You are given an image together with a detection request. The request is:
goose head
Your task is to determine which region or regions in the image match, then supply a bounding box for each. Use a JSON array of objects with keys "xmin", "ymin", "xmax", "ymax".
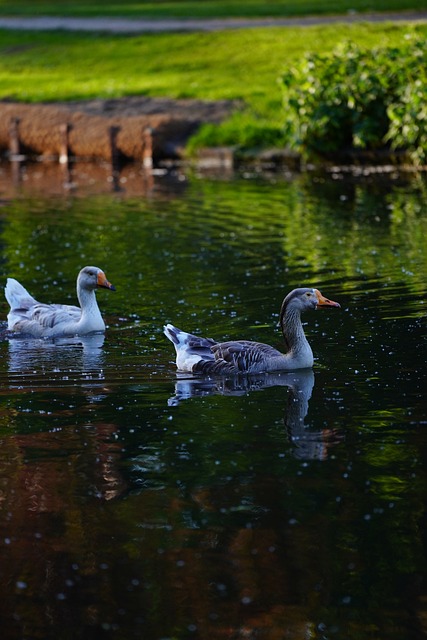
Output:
[
  {"xmin": 78, "ymin": 266, "xmax": 116, "ymax": 292},
  {"xmin": 282, "ymin": 288, "xmax": 340, "ymax": 314}
]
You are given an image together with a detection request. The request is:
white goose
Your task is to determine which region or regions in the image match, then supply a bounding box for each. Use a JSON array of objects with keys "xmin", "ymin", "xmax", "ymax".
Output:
[
  {"xmin": 5, "ymin": 266, "xmax": 115, "ymax": 338},
  {"xmin": 164, "ymin": 287, "xmax": 340, "ymax": 374}
]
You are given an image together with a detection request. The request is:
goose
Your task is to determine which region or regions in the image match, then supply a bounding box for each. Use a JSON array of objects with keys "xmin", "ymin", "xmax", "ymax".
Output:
[
  {"xmin": 164, "ymin": 287, "xmax": 340, "ymax": 374},
  {"xmin": 5, "ymin": 266, "xmax": 115, "ymax": 338}
]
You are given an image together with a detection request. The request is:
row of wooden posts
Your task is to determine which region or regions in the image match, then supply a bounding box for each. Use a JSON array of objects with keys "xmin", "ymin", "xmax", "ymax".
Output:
[{"xmin": 7, "ymin": 117, "xmax": 155, "ymax": 169}]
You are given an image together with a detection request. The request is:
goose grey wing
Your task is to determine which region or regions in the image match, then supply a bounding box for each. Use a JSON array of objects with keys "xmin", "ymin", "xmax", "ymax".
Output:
[
  {"xmin": 27, "ymin": 302, "xmax": 81, "ymax": 329},
  {"xmin": 212, "ymin": 340, "xmax": 283, "ymax": 373}
]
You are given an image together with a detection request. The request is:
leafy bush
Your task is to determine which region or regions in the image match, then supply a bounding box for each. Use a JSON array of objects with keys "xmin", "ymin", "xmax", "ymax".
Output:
[{"xmin": 281, "ymin": 37, "xmax": 427, "ymax": 165}]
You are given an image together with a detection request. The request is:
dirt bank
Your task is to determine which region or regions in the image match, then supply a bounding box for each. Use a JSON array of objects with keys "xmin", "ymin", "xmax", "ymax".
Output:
[{"xmin": 0, "ymin": 97, "xmax": 240, "ymax": 163}]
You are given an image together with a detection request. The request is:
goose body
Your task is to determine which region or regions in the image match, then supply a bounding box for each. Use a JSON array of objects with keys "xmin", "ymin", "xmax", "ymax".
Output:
[
  {"xmin": 5, "ymin": 266, "xmax": 115, "ymax": 338},
  {"xmin": 164, "ymin": 288, "xmax": 340, "ymax": 374}
]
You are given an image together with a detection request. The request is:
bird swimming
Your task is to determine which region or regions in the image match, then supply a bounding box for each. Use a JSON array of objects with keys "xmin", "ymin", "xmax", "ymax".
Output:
[
  {"xmin": 164, "ymin": 287, "xmax": 340, "ymax": 374},
  {"xmin": 5, "ymin": 266, "xmax": 115, "ymax": 338}
]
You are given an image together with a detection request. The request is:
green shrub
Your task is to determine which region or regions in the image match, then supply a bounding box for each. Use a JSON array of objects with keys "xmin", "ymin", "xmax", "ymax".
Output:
[{"xmin": 281, "ymin": 36, "xmax": 427, "ymax": 165}]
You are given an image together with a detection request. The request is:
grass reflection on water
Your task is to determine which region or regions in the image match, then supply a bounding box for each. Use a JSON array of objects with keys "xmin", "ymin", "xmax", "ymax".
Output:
[{"xmin": 0, "ymin": 166, "xmax": 426, "ymax": 639}]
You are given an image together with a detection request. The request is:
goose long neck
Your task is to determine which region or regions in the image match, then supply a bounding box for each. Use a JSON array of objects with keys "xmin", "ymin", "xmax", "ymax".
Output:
[
  {"xmin": 77, "ymin": 284, "xmax": 101, "ymax": 320},
  {"xmin": 280, "ymin": 303, "xmax": 308, "ymax": 354}
]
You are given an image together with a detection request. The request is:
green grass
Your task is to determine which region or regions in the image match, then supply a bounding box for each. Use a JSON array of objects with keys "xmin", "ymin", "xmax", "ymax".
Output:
[
  {"xmin": 1, "ymin": 14, "xmax": 427, "ymax": 151},
  {"xmin": 1, "ymin": 23, "xmax": 426, "ymax": 113},
  {"xmin": 0, "ymin": 0, "xmax": 427, "ymax": 18}
]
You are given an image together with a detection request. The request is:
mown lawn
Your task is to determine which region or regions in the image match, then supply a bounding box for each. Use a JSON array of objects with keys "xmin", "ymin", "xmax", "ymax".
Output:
[
  {"xmin": 1, "ymin": 22, "xmax": 426, "ymax": 112},
  {"xmin": 0, "ymin": 0, "xmax": 427, "ymax": 18}
]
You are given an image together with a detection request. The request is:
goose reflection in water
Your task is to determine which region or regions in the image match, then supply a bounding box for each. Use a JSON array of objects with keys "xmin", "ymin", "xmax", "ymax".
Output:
[
  {"xmin": 5, "ymin": 332, "xmax": 126, "ymax": 502},
  {"xmin": 6, "ymin": 332, "xmax": 106, "ymax": 381},
  {"xmin": 168, "ymin": 369, "xmax": 340, "ymax": 460}
]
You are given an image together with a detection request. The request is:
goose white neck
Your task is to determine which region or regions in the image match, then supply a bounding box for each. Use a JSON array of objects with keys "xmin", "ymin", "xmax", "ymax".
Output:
[{"xmin": 77, "ymin": 286, "xmax": 104, "ymax": 329}]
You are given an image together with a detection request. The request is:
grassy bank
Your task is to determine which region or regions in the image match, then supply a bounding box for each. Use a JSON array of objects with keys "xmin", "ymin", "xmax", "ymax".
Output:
[
  {"xmin": 0, "ymin": 0, "xmax": 427, "ymax": 18},
  {"xmin": 1, "ymin": 15, "xmax": 427, "ymax": 153},
  {"xmin": 1, "ymin": 23, "xmax": 426, "ymax": 111}
]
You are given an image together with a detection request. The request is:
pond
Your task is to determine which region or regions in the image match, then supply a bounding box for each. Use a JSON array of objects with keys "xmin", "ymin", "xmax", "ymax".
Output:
[{"xmin": 0, "ymin": 160, "xmax": 426, "ymax": 640}]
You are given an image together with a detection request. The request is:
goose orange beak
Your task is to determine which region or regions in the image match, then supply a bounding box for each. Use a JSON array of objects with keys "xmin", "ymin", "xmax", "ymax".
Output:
[
  {"xmin": 315, "ymin": 289, "xmax": 340, "ymax": 308},
  {"xmin": 97, "ymin": 270, "xmax": 116, "ymax": 291}
]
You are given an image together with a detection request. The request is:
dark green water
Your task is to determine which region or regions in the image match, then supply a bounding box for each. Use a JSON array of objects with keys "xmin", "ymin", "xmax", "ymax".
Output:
[{"xmin": 0, "ymin": 163, "xmax": 426, "ymax": 639}]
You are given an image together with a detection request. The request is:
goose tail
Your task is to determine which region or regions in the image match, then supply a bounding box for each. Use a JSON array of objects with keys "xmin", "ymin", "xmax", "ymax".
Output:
[
  {"xmin": 164, "ymin": 324, "xmax": 216, "ymax": 372},
  {"xmin": 5, "ymin": 278, "xmax": 37, "ymax": 310}
]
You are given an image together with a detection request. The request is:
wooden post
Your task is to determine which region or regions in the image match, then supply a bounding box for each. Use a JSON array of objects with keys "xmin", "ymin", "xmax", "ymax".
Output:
[
  {"xmin": 143, "ymin": 127, "xmax": 154, "ymax": 169},
  {"xmin": 59, "ymin": 123, "xmax": 70, "ymax": 165},
  {"xmin": 9, "ymin": 117, "xmax": 24, "ymax": 185},
  {"xmin": 9, "ymin": 117, "xmax": 21, "ymax": 158},
  {"xmin": 109, "ymin": 126, "xmax": 120, "ymax": 169}
]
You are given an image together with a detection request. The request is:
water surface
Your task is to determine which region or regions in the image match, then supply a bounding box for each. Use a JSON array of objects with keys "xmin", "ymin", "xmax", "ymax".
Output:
[{"xmin": 0, "ymin": 161, "xmax": 426, "ymax": 639}]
